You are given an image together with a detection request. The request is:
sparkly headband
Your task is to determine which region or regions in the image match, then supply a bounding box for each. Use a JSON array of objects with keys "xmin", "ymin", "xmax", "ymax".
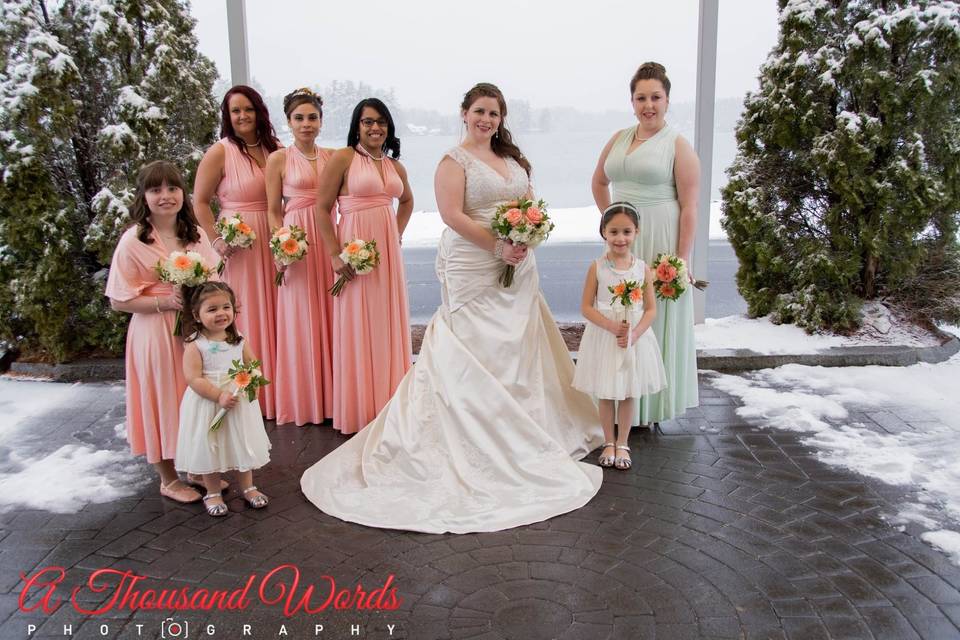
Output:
[
  {"xmin": 291, "ymin": 87, "xmax": 316, "ymax": 97},
  {"xmin": 603, "ymin": 202, "xmax": 639, "ymax": 216}
]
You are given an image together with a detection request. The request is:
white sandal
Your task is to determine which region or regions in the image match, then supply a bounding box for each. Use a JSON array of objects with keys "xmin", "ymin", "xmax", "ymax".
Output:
[
  {"xmin": 203, "ymin": 492, "xmax": 228, "ymax": 517},
  {"xmin": 242, "ymin": 486, "xmax": 268, "ymax": 509},
  {"xmin": 614, "ymin": 445, "xmax": 632, "ymax": 470},
  {"xmin": 598, "ymin": 443, "xmax": 616, "ymax": 468}
]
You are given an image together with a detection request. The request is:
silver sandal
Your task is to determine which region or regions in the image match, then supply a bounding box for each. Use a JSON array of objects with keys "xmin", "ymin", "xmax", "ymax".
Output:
[
  {"xmin": 598, "ymin": 442, "xmax": 616, "ymax": 468},
  {"xmin": 614, "ymin": 445, "xmax": 632, "ymax": 470},
  {"xmin": 203, "ymin": 492, "xmax": 228, "ymax": 517},
  {"xmin": 243, "ymin": 486, "xmax": 269, "ymax": 509}
]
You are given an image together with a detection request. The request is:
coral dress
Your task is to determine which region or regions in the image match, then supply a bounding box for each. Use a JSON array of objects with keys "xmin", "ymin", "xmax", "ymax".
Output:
[
  {"xmin": 274, "ymin": 147, "xmax": 335, "ymax": 426},
  {"xmin": 175, "ymin": 335, "xmax": 271, "ymax": 474},
  {"xmin": 105, "ymin": 226, "xmax": 219, "ymax": 463},
  {"xmin": 604, "ymin": 124, "xmax": 699, "ymax": 423},
  {"xmin": 217, "ymin": 138, "xmax": 279, "ymax": 419},
  {"xmin": 572, "ymin": 256, "xmax": 667, "ymax": 400},
  {"xmin": 300, "ymin": 146, "xmax": 603, "ymax": 534},
  {"xmin": 332, "ymin": 148, "xmax": 412, "ymax": 433}
]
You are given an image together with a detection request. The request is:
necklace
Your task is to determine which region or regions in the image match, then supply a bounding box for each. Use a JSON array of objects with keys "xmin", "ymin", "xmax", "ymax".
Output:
[
  {"xmin": 244, "ymin": 138, "xmax": 261, "ymax": 148},
  {"xmin": 634, "ymin": 125, "xmax": 653, "ymax": 143},
  {"xmin": 294, "ymin": 145, "xmax": 317, "ymax": 161},
  {"xmin": 605, "ymin": 252, "xmax": 635, "ymax": 271},
  {"xmin": 356, "ymin": 144, "xmax": 384, "ymax": 161}
]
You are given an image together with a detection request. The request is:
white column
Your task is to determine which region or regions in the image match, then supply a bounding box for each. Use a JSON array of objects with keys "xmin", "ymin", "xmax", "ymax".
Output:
[
  {"xmin": 226, "ymin": 0, "xmax": 250, "ymax": 87},
  {"xmin": 693, "ymin": 0, "xmax": 719, "ymax": 324}
]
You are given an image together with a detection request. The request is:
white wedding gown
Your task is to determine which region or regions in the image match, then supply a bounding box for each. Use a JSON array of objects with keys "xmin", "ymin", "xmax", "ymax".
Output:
[{"xmin": 300, "ymin": 146, "xmax": 604, "ymax": 533}]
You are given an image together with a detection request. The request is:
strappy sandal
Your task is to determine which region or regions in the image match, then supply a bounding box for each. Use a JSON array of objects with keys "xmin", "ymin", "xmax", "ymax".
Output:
[
  {"xmin": 242, "ymin": 486, "xmax": 269, "ymax": 509},
  {"xmin": 159, "ymin": 479, "xmax": 202, "ymax": 504},
  {"xmin": 598, "ymin": 442, "xmax": 616, "ymax": 468},
  {"xmin": 187, "ymin": 473, "xmax": 229, "ymax": 492},
  {"xmin": 614, "ymin": 445, "xmax": 632, "ymax": 470},
  {"xmin": 202, "ymin": 492, "xmax": 228, "ymax": 517}
]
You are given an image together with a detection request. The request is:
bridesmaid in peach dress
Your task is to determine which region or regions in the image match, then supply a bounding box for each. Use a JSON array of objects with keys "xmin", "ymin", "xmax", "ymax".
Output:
[
  {"xmin": 265, "ymin": 88, "xmax": 336, "ymax": 426},
  {"xmin": 107, "ymin": 161, "xmax": 219, "ymax": 504},
  {"xmin": 314, "ymin": 98, "xmax": 414, "ymax": 434},
  {"xmin": 194, "ymin": 85, "xmax": 282, "ymax": 419}
]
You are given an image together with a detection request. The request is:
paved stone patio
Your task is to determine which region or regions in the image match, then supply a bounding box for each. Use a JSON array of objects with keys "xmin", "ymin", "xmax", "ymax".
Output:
[{"xmin": 3, "ymin": 374, "xmax": 960, "ymax": 639}]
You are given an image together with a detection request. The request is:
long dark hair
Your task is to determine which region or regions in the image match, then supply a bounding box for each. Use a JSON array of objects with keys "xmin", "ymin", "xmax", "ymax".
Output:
[
  {"xmin": 182, "ymin": 282, "xmax": 242, "ymax": 345},
  {"xmin": 346, "ymin": 98, "xmax": 401, "ymax": 159},
  {"xmin": 461, "ymin": 83, "xmax": 531, "ymax": 176},
  {"xmin": 129, "ymin": 161, "xmax": 201, "ymax": 245},
  {"xmin": 219, "ymin": 85, "xmax": 280, "ymax": 160}
]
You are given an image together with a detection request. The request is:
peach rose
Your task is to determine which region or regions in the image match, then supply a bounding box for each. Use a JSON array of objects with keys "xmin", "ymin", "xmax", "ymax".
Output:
[
  {"xmin": 629, "ymin": 287, "xmax": 642, "ymax": 303},
  {"xmin": 656, "ymin": 262, "xmax": 677, "ymax": 282},
  {"xmin": 613, "ymin": 282, "xmax": 626, "ymax": 296},
  {"xmin": 281, "ymin": 238, "xmax": 300, "ymax": 255},
  {"xmin": 237, "ymin": 222, "xmax": 252, "ymax": 235},
  {"xmin": 345, "ymin": 242, "xmax": 361, "ymax": 255},
  {"xmin": 524, "ymin": 206, "xmax": 543, "ymax": 224},
  {"xmin": 173, "ymin": 255, "xmax": 192, "ymax": 270},
  {"xmin": 233, "ymin": 371, "xmax": 252, "ymax": 388},
  {"xmin": 505, "ymin": 208, "xmax": 523, "ymax": 226},
  {"xmin": 659, "ymin": 284, "xmax": 676, "ymax": 299}
]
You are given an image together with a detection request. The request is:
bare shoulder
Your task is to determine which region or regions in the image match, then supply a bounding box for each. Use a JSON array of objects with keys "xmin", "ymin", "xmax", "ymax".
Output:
[{"xmin": 266, "ymin": 148, "xmax": 286, "ymax": 168}]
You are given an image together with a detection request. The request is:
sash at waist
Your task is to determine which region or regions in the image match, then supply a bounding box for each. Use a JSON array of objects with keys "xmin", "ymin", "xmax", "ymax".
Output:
[
  {"xmin": 285, "ymin": 195, "xmax": 316, "ymax": 212},
  {"xmin": 218, "ymin": 200, "xmax": 268, "ymax": 213},
  {"xmin": 338, "ymin": 194, "xmax": 393, "ymax": 215}
]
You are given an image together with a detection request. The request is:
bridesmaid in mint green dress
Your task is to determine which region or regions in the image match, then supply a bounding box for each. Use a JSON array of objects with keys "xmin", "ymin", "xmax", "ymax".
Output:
[{"xmin": 592, "ymin": 62, "xmax": 701, "ymax": 432}]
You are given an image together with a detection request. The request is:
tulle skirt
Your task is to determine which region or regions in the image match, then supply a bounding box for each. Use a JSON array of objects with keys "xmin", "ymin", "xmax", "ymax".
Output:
[{"xmin": 573, "ymin": 310, "xmax": 667, "ymax": 400}]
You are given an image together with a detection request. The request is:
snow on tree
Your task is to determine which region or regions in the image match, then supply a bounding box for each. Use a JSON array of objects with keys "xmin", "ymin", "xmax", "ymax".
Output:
[
  {"xmin": 0, "ymin": 0, "xmax": 217, "ymax": 360},
  {"xmin": 722, "ymin": 0, "xmax": 960, "ymax": 332}
]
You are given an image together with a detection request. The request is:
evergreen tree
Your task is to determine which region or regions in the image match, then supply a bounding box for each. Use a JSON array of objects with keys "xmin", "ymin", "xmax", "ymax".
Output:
[
  {"xmin": 0, "ymin": 0, "xmax": 217, "ymax": 360},
  {"xmin": 722, "ymin": 0, "xmax": 960, "ymax": 331}
]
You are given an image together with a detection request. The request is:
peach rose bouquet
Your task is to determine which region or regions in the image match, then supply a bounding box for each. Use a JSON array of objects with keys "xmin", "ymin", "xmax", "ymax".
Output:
[
  {"xmin": 329, "ymin": 238, "xmax": 380, "ymax": 296},
  {"xmin": 209, "ymin": 358, "xmax": 270, "ymax": 431},
  {"xmin": 652, "ymin": 253, "xmax": 708, "ymax": 301},
  {"xmin": 269, "ymin": 225, "xmax": 309, "ymax": 286},
  {"xmin": 214, "ymin": 213, "xmax": 257, "ymax": 274},
  {"xmin": 155, "ymin": 250, "xmax": 215, "ymax": 336},
  {"xmin": 491, "ymin": 196, "xmax": 554, "ymax": 287}
]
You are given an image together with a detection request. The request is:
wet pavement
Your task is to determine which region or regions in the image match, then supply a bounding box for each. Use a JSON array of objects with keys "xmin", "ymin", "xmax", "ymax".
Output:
[{"xmin": 4, "ymin": 375, "xmax": 960, "ymax": 639}]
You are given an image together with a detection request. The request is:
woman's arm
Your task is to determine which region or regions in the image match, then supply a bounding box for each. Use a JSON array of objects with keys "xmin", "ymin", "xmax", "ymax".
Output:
[
  {"xmin": 265, "ymin": 149, "xmax": 286, "ymax": 232},
  {"xmin": 591, "ymin": 132, "xmax": 619, "ymax": 212},
  {"xmin": 674, "ymin": 136, "xmax": 701, "ymax": 266},
  {"xmin": 581, "ymin": 262, "xmax": 624, "ymax": 335},
  {"xmin": 393, "ymin": 161, "xmax": 414, "ymax": 237},
  {"xmin": 632, "ymin": 264, "xmax": 658, "ymax": 341},
  {"xmin": 110, "ymin": 292, "xmax": 181, "ymax": 314},
  {"xmin": 193, "ymin": 143, "xmax": 228, "ymax": 257},
  {"xmin": 314, "ymin": 148, "xmax": 354, "ymax": 278},
  {"xmin": 183, "ymin": 342, "xmax": 234, "ymax": 408}
]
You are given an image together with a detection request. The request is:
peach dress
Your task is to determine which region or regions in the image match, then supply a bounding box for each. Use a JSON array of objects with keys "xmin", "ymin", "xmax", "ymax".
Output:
[
  {"xmin": 216, "ymin": 138, "xmax": 279, "ymax": 419},
  {"xmin": 332, "ymin": 148, "xmax": 412, "ymax": 433},
  {"xmin": 105, "ymin": 226, "xmax": 219, "ymax": 463},
  {"xmin": 274, "ymin": 146, "xmax": 335, "ymax": 426}
]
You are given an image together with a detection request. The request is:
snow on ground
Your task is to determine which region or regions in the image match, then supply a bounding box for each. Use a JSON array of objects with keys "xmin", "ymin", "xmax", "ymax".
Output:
[
  {"xmin": 402, "ymin": 201, "xmax": 727, "ymax": 246},
  {"xmin": 708, "ymin": 331, "xmax": 960, "ymax": 563},
  {"xmin": 697, "ymin": 303, "xmax": 944, "ymax": 353},
  {"xmin": 0, "ymin": 378, "xmax": 146, "ymax": 513}
]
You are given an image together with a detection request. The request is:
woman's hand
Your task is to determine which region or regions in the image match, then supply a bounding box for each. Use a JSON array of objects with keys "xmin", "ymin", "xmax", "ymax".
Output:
[
  {"xmin": 213, "ymin": 237, "xmax": 236, "ymax": 259},
  {"xmin": 331, "ymin": 255, "xmax": 355, "ymax": 281},
  {"xmin": 501, "ymin": 241, "xmax": 528, "ymax": 266},
  {"xmin": 274, "ymin": 261, "xmax": 288, "ymax": 274},
  {"xmin": 218, "ymin": 391, "xmax": 239, "ymax": 410},
  {"xmin": 160, "ymin": 291, "xmax": 183, "ymax": 312}
]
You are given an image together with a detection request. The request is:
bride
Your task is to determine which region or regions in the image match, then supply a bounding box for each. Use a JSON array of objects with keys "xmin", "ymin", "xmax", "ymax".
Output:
[{"xmin": 300, "ymin": 83, "xmax": 604, "ymax": 534}]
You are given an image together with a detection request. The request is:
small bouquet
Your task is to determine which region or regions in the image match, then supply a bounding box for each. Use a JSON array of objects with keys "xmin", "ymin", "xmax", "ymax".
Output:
[
  {"xmin": 491, "ymin": 196, "xmax": 554, "ymax": 287},
  {"xmin": 155, "ymin": 250, "xmax": 214, "ymax": 336},
  {"xmin": 209, "ymin": 359, "xmax": 270, "ymax": 432},
  {"xmin": 269, "ymin": 225, "xmax": 309, "ymax": 286},
  {"xmin": 329, "ymin": 238, "xmax": 380, "ymax": 296},
  {"xmin": 214, "ymin": 214, "xmax": 256, "ymax": 274},
  {"xmin": 609, "ymin": 279, "xmax": 642, "ymax": 347},
  {"xmin": 652, "ymin": 253, "xmax": 708, "ymax": 301}
]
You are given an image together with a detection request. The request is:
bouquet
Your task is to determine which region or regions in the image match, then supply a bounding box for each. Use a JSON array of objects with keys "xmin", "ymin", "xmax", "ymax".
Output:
[
  {"xmin": 491, "ymin": 196, "xmax": 554, "ymax": 287},
  {"xmin": 269, "ymin": 225, "xmax": 309, "ymax": 286},
  {"xmin": 609, "ymin": 279, "xmax": 642, "ymax": 347},
  {"xmin": 209, "ymin": 359, "xmax": 270, "ymax": 432},
  {"xmin": 329, "ymin": 238, "xmax": 380, "ymax": 296},
  {"xmin": 214, "ymin": 214, "xmax": 256, "ymax": 274},
  {"xmin": 651, "ymin": 254, "xmax": 708, "ymax": 301},
  {"xmin": 155, "ymin": 251, "xmax": 215, "ymax": 336}
]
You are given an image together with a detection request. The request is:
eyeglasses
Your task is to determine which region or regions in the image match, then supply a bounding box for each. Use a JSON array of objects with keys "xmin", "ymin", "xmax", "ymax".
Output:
[{"xmin": 360, "ymin": 118, "xmax": 388, "ymax": 128}]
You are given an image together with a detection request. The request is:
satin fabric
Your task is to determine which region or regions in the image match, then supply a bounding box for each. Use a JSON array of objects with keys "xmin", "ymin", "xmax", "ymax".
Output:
[
  {"xmin": 105, "ymin": 226, "xmax": 219, "ymax": 463},
  {"xmin": 301, "ymin": 146, "xmax": 603, "ymax": 533},
  {"xmin": 274, "ymin": 147, "xmax": 335, "ymax": 426},
  {"xmin": 217, "ymin": 138, "xmax": 279, "ymax": 419},
  {"xmin": 604, "ymin": 125, "xmax": 699, "ymax": 423}
]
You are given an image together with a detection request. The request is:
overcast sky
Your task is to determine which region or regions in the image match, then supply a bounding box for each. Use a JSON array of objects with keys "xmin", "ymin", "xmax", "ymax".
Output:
[{"xmin": 189, "ymin": 1, "xmax": 780, "ymax": 111}]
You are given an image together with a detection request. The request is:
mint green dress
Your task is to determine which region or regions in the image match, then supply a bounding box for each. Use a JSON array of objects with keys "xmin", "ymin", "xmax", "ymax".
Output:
[{"xmin": 603, "ymin": 124, "xmax": 698, "ymax": 423}]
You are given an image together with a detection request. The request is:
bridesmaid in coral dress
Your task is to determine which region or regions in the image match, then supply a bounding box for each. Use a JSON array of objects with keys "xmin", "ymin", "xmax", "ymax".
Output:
[
  {"xmin": 314, "ymin": 98, "xmax": 414, "ymax": 434},
  {"xmin": 194, "ymin": 85, "xmax": 282, "ymax": 419},
  {"xmin": 266, "ymin": 88, "xmax": 336, "ymax": 426},
  {"xmin": 107, "ymin": 161, "xmax": 219, "ymax": 504}
]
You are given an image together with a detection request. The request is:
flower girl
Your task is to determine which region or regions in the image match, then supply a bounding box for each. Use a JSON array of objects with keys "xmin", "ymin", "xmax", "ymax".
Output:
[
  {"xmin": 175, "ymin": 282, "xmax": 272, "ymax": 516},
  {"xmin": 573, "ymin": 202, "xmax": 667, "ymax": 470}
]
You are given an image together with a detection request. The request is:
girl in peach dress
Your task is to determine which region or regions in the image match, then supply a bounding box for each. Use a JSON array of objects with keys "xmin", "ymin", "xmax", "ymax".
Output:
[
  {"xmin": 266, "ymin": 88, "xmax": 336, "ymax": 426},
  {"xmin": 106, "ymin": 161, "xmax": 220, "ymax": 504},
  {"xmin": 194, "ymin": 85, "xmax": 282, "ymax": 419},
  {"xmin": 313, "ymin": 98, "xmax": 414, "ymax": 434}
]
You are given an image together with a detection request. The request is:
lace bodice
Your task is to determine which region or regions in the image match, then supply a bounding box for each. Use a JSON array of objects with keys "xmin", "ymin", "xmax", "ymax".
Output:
[{"xmin": 444, "ymin": 146, "xmax": 531, "ymax": 223}]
